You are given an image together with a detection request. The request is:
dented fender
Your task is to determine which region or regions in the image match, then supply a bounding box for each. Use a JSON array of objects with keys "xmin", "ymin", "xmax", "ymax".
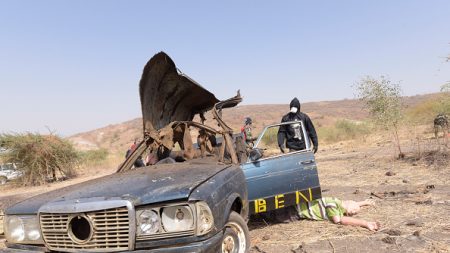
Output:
[{"xmin": 189, "ymin": 165, "xmax": 248, "ymax": 232}]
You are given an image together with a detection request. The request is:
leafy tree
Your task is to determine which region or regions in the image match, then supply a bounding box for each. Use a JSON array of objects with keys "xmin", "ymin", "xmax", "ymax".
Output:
[
  {"xmin": 355, "ymin": 76, "xmax": 404, "ymax": 157},
  {"xmin": 441, "ymin": 83, "xmax": 450, "ymax": 93},
  {"xmin": 0, "ymin": 133, "xmax": 79, "ymax": 186}
]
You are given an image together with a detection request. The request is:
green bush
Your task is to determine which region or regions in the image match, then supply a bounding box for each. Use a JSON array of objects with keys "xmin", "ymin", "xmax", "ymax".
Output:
[
  {"xmin": 78, "ymin": 148, "xmax": 109, "ymax": 167},
  {"xmin": 0, "ymin": 133, "xmax": 79, "ymax": 186},
  {"xmin": 318, "ymin": 119, "xmax": 371, "ymax": 144}
]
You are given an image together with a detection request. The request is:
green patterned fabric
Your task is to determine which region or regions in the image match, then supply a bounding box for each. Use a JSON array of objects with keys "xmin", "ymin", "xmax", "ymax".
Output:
[{"xmin": 296, "ymin": 197, "xmax": 346, "ymax": 221}]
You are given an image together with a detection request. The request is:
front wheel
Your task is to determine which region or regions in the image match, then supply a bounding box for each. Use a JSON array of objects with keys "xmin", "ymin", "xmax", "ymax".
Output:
[
  {"xmin": 0, "ymin": 176, "xmax": 7, "ymax": 185},
  {"xmin": 221, "ymin": 211, "xmax": 250, "ymax": 253}
]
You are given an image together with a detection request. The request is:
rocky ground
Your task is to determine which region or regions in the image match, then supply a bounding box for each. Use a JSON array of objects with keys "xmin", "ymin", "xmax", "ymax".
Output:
[
  {"xmin": 248, "ymin": 139, "xmax": 450, "ymax": 253},
  {"xmin": 1, "ymin": 137, "xmax": 449, "ymax": 253}
]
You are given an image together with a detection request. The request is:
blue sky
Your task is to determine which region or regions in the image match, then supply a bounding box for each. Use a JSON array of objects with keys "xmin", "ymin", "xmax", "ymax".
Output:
[{"xmin": 1, "ymin": 1, "xmax": 449, "ymax": 136}]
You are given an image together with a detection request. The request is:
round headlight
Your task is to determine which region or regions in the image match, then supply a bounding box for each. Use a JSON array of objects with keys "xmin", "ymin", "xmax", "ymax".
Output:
[
  {"xmin": 137, "ymin": 210, "xmax": 160, "ymax": 235},
  {"xmin": 161, "ymin": 206, "xmax": 194, "ymax": 232},
  {"xmin": 27, "ymin": 230, "xmax": 41, "ymax": 241},
  {"xmin": 24, "ymin": 216, "xmax": 42, "ymax": 242},
  {"xmin": 7, "ymin": 216, "xmax": 25, "ymax": 242}
]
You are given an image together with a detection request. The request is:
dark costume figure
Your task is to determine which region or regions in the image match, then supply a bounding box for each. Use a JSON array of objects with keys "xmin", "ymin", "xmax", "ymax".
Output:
[
  {"xmin": 277, "ymin": 97, "xmax": 318, "ymax": 153},
  {"xmin": 434, "ymin": 114, "xmax": 449, "ymax": 138}
]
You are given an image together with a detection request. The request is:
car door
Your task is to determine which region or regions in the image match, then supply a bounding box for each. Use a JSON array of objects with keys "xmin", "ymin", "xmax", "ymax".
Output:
[{"xmin": 241, "ymin": 121, "xmax": 321, "ymax": 215}]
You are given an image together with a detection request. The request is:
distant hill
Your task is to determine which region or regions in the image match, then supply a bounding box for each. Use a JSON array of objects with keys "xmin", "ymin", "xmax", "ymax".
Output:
[{"xmin": 68, "ymin": 93, "xmax": 439, "ymax": 153}]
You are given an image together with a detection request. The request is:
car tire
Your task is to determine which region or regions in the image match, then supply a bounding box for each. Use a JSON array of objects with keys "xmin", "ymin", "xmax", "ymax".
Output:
[
  {"xmin": 0, "ymin": 176, "xmax": 7, "ymax": 185},
  {"xmin": 221, "ymin": 211, "xmax": 250, "ymax": 253}
]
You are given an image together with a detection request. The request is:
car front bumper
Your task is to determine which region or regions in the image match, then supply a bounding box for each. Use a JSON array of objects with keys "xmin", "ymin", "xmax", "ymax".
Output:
[
  {"xmin": 129, "ymin": 232, "xmax": 222, "ymax": 253},
  {"xmin": 3, "ymin": 232, "xmax": 223, "ymax": 253}
]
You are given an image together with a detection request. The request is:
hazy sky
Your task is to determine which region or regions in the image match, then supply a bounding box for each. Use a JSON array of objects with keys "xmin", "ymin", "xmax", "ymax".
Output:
[{"xmin": 1, "ymin": 1, "xmax": 449, "ymax": 136}]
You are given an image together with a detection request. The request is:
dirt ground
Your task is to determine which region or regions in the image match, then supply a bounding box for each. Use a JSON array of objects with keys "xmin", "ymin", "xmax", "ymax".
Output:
[
  {"xmin": 248, "ymin": 137, "xmax": 450, "ymax": 253},
  {"xmin": 1, "ymin": 136, "xmax": 449, "ymax": 252}
]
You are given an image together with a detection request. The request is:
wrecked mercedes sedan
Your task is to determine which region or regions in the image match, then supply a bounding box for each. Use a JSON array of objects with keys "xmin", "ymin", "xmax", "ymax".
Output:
[{"xmin": 3, "ymin": 52, "xmax": 321, "ymax": 253}]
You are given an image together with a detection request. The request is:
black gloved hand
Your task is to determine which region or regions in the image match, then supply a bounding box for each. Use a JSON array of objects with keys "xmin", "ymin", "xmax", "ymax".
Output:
[
  {"xmin": 313, "ymin": 145, "xmax": 318, "ymax": 154},
  {"xmin": 279, "ymin": 145, "xmax": 285, "ymax": 153}
]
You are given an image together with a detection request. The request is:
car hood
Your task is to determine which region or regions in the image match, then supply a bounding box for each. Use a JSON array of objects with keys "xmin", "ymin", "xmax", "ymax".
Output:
[
  {"xmin": 139, "ymin": 52, "xmax": 219, "ymax": 132},
  {"xmin": 6, "ymin": 163, "xmax": 231, "ymax": 215}
]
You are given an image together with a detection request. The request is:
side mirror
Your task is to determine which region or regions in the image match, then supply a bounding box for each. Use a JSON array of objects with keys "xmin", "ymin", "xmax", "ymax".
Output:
[{"xmin": 249, "ymin": 148, "xmax": 263, "ymax": 161}]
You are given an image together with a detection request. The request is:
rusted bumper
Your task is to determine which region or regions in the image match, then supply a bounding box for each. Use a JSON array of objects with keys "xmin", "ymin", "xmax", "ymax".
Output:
[
  {"xmin": 3, "ymin": 232, "xmax": 223, "ymax": 253},
  {"xmin": 130, "ymin": 232, "xmax": 222, "ymax": 253},
  {"xmin": 2, "ymin": 242, "xmax": 49, "ymax": 252}
]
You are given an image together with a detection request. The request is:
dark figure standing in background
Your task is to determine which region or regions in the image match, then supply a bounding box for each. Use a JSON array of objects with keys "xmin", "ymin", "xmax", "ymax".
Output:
[
  {"xmin": 278, "ymin": 97, "xmax": 318, "ymax": 153},
  {"xmin": 125, "ymin": 139, "xmax": 145, "ymax": 168}
]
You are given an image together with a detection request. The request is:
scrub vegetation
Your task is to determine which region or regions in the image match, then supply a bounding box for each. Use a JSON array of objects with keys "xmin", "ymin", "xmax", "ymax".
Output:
[
  {"xmin": 0, "ymin": 134, "xmax": 114, "ymax": 186},
  {"xmin": 78, "ymin": 148, "xmax": 109, "ymax": 167},
  {"xmin": 261, "ymin": 127, "xmax": 279, "ymax": 146},
  {"xmin": 317, "ymin": 119, "xmax": 372, "ymax": 144},
  {"xmin": 406, "ymin": 85, "xmax": 450, "ymax": 123},
  {"xmin": 0, "ymin": 133, "xmax": 79, "ymax": 186}
]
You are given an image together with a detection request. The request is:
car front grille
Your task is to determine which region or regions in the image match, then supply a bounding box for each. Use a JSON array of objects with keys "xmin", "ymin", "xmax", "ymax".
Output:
[{"xmin": 40, "ymin": 207, "xmax": 130, "ymax": 252}]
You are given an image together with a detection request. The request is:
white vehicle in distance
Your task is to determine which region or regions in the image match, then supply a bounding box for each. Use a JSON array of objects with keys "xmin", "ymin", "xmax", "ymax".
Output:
[{"xmin": 0, "ymin": 163, "xmax": 23, "ymax": 185}]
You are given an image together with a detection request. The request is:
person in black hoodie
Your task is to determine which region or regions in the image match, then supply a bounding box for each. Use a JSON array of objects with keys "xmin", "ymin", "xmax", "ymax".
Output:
[{"xmin": 277, "ymin": 97, "xmax": 318, "ymax": 153}]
